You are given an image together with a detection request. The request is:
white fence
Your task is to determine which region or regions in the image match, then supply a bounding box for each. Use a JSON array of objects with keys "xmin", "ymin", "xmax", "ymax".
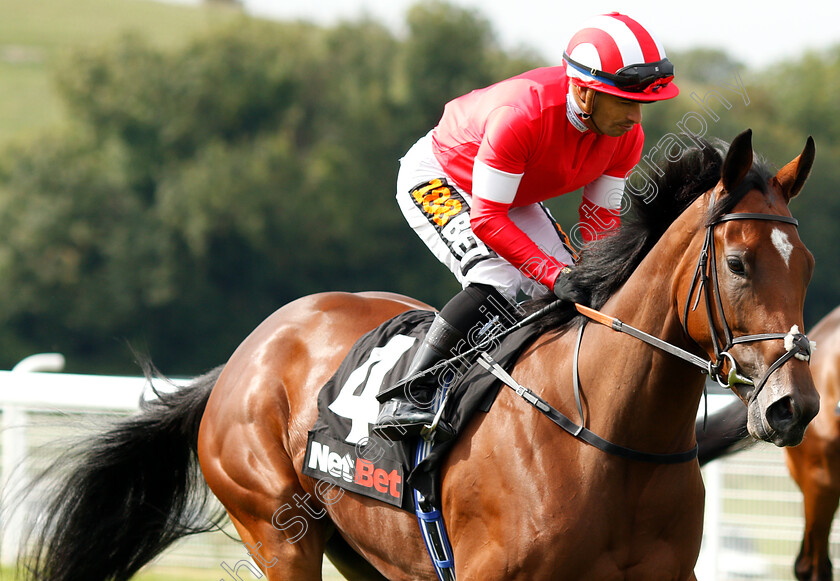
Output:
[{"xmin": 2, "ymin": 356, "xmax": 840, "ymax": 580}]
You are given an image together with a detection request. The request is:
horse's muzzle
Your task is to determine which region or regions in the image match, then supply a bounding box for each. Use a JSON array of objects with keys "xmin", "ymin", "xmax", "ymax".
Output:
[{"xmin": 750, "ymin": 389, "xmax": 818, "ymax": 447}]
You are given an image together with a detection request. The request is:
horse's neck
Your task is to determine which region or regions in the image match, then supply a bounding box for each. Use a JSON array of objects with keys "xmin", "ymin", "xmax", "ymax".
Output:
[{"xmin": 575, "ymin": 204, "xmax": 707, "ymax": 454}]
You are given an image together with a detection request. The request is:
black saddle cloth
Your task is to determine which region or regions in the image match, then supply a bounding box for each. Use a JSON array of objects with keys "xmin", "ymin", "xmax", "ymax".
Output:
[{"xmin": 302, "ymin": 309, "xmax": 544, "ymax": 509}]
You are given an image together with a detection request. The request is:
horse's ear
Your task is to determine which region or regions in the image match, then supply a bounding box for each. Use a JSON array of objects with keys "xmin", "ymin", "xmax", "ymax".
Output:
[
  {"xmin": 721, "ymin": 129, "xmax": 754, "ymax": 192},
  {"xmin": 774, "ymin": 136, "xmax": 816, "ymax": 201}
]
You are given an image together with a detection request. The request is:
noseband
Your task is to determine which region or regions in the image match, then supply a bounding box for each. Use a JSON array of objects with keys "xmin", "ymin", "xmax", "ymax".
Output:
[{"xmin": 682, "ymin": 189, "xmax": 814, "ymax": 403}]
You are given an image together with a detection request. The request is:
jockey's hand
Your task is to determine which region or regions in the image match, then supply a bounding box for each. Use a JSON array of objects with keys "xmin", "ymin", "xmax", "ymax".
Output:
[{"xmin": 553, "ymin": 268, "xmax": 586, "ymax": 305}]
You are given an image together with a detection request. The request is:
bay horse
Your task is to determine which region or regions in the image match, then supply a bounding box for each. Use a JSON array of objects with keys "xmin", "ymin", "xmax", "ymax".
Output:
[
  {"xmin": 18, "ymin": 129, "xmax": 819, "ymax": 581},
  {"xmin": 784, "ymin": 304, "xmax": 840, "ymax": 581}
]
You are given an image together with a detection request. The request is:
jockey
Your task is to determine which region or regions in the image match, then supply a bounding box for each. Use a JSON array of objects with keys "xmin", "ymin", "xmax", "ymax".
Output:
[{"xmin": 372, "ymin": 12, "xmax": 679, "ymax": 441}]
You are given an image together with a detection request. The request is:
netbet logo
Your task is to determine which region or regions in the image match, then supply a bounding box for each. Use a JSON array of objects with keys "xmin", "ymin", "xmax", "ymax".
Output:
[{"xmin": 308, "ymin": 441, "xmax": 401, "ymax": 499}]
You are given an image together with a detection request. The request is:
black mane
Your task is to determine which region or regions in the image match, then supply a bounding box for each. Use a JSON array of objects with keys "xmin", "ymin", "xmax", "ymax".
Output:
[{"xmin": 528, "ymin": 137, "xmax": 774, "ymax": 331}]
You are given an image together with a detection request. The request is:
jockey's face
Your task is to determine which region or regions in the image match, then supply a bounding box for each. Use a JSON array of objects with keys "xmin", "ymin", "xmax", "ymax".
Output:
[
  {"xmin": 577, "ymin": 86, "xmax": 643, "ymax": 137},
  {"xmin": 592, "ymin": 92, "xmax": 643, "ymax": 136}
]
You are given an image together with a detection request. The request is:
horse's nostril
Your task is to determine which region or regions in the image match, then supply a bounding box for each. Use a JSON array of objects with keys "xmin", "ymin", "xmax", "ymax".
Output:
[{"xmin": 767, "ymin": 396, "xmax": 796, "ymax": 431}]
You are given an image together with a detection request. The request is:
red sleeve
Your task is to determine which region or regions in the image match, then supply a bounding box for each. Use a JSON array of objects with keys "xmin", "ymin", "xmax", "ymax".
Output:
[
  {"xmin": 578, "ymin": 203, "xmax": 621, "ymax": 244},
  {"xmin": 470, "ymin": 195, "xmax": 567, "ymax": 289}
]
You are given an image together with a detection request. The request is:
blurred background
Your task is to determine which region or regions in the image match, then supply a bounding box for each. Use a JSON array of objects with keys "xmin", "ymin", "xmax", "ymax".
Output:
[
  {"xmin": 0, "ymin": 1, "xmax": 839, "ymax": 579},
  {"xmin": 1, "ymin": 0, "xmax": 838, "ymax": 377}
]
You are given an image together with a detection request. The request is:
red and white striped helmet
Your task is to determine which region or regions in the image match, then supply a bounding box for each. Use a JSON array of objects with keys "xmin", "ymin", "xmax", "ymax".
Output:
[{"xmin": 564, "ymin": 12, "xmax": 678, "ymax": 102}]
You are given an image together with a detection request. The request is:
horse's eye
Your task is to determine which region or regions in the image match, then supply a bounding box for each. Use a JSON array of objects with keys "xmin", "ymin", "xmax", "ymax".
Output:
[{"xmin": 726, "ymin": 256, "xmax": 746, "ymax": 276}]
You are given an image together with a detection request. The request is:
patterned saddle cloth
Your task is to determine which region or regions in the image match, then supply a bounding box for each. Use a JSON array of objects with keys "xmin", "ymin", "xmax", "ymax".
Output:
[{"xmin": 302, "ymin": 309, "xmax": 542, "ymax": 510}]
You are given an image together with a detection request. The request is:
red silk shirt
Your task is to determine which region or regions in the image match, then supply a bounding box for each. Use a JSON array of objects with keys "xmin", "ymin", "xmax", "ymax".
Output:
[{"xmin": 431, "ymin": 66, "xmax": 643, "ymax": 288}]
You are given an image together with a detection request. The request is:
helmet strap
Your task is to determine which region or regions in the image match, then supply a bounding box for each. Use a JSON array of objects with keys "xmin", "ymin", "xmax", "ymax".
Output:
[{"xmin": 567, "ymin": 85, "xmax": 590, "ymax": 132}]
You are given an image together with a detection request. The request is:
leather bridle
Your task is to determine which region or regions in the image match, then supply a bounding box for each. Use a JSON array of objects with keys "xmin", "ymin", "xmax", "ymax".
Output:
[{"xmin": 681, "ymin": 188, "xmax": 813, "ymax": 403}]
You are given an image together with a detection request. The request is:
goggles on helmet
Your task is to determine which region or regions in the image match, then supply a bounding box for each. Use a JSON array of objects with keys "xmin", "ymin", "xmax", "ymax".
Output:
[{"xmin": 564, "ymin": 52, "xmax": 675, "ymax": 94}]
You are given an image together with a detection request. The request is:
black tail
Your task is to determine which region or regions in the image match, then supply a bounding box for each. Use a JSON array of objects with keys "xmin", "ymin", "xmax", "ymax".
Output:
[
  {"xmin": 19, "ymin": 365, "xmax": 226, "ymax": 581},
  {"xmin": 696, "ymin": 396, "xmax": 754, "ymax": 465}
]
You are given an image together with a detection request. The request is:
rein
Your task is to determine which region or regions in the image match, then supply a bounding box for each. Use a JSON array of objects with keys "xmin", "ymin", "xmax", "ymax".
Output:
[{"xmin": 478, "ymin": 350, "xmax": 699, "ymax": 463}]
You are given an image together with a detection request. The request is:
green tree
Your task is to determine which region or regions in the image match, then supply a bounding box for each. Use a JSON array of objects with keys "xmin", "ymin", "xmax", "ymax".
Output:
[
  {"xmin": 670, "ymin": 48, "xmax": 746, "ymax": 85},
  {"xmin": 398, "ymin": 1, "xmax": 541, "ymax": 132},
  {"xmin": 14, "ymin": 6, "xmax": 836, "ymax": 375},
  {"xmin": 0, "ymin": 133, "xmax": 176, "ymax": 370},
  {"xmin": 0, "ymin": 6, "xmax": 541, "ymax": 373}
]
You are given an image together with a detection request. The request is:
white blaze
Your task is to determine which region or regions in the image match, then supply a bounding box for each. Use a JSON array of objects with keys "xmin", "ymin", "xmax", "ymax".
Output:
[{"xmin": 771, "ymin": 228, "xmax": 794, "ymax": 267}]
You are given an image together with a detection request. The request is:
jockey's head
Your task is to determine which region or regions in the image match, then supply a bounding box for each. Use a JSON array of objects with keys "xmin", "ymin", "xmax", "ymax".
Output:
[{"xmin": 564, "ymin": 12, "xmax": 678, "ymax": 135}]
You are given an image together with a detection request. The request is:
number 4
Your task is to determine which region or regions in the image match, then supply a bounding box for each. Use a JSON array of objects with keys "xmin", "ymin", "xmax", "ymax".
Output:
[{"xmin": 328, "ymin": 334, "xmax": 416, "ymax": 444}]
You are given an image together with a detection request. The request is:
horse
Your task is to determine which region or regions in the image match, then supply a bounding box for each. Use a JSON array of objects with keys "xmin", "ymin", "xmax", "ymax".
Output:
[
  {"xmin": 784, "ymin": 305, "xmax": 840, "ymax": 581},
  {"xmin": 17, "ymin": 129, "xmax": 819, "ymax": 581}
]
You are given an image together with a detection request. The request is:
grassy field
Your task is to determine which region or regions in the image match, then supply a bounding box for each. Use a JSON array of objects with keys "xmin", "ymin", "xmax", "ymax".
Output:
[{"xmin": 0, "ymin": 0, "xmax": 245, "ymax": 145}]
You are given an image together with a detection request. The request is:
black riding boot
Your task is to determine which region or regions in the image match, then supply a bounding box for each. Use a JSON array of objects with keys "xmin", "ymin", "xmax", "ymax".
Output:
[{"xmin": 371, "ymin": 314, "xmax": 463, "ymax": 442}]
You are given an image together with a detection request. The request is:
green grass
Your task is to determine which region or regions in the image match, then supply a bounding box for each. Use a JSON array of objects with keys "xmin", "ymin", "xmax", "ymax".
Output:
[{"xmin": 0, "ymin": 0, "xmax": 246, "ymax": 145}]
